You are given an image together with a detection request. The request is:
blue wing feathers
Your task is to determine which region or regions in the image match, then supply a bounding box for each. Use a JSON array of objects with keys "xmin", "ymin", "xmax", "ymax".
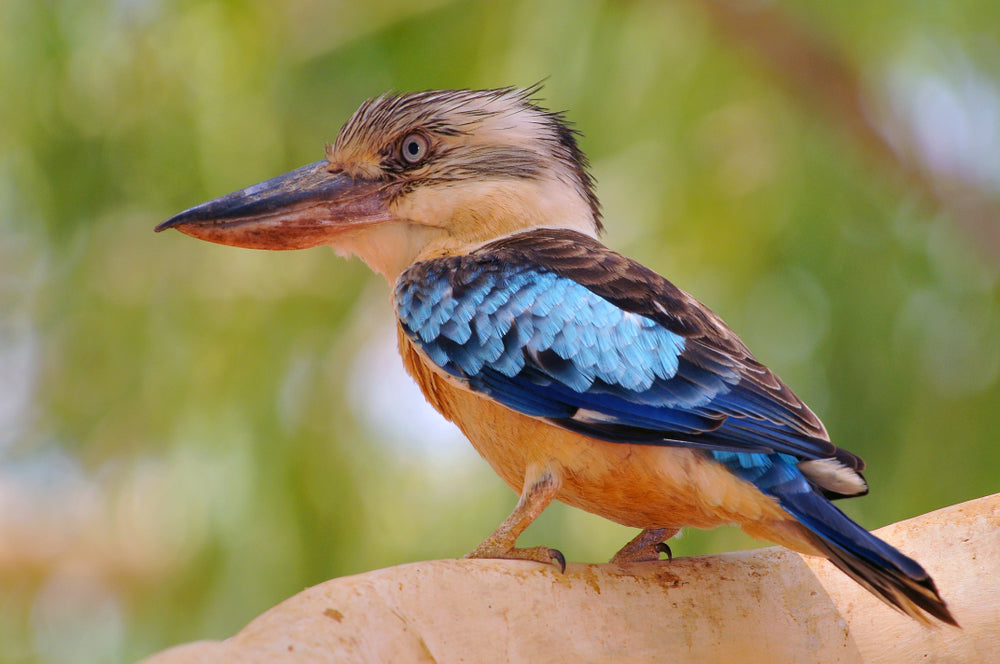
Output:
[
  {"xmin": 396, "ymin": 254, "xmax": 840, "ymax": 463},
  {"xmin": 395, "ymin": 230, "xmax": 864, "ymax": 474}
]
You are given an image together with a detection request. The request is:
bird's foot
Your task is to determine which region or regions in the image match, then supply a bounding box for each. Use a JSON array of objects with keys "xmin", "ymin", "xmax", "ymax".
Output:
[
  {"xmin": 465, "ymin": 544, "xmax": 566, "ymax": 573},
  {"xmin": 610, "ymin": 528, "xmax": 678, "ymax": 564},
  {"xmin": 609, "ymin": 542, "xmax": 671, "ymax": 564},
  {"xmin": 463, "ymin": 465, "xmax": 565, "ymax": 571}
]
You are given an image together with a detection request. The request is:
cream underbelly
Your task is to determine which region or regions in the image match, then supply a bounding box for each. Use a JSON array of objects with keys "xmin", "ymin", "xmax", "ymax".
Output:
[{"xmin": 397, "ymin": 328, "xmax": 799, "ymax": 540}]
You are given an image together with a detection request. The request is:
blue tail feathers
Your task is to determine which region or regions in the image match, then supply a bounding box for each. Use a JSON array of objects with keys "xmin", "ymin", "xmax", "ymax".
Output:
[
  {"xmin": 715, "ymin": 451, "xmax": 957, "ymax": 625},
  {"xmin": 778, "ymin": 486, "xmax": 956, "ymax": 625}
]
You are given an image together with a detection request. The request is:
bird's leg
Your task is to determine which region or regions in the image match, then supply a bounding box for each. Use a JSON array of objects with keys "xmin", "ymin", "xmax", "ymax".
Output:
[
  {"xmin": 609, "ymin": 527, "xmax": 679, "ymax": 564},
  {"xmin": 465, "ymin": 464, "xmax": 565, "ymax": 571}
]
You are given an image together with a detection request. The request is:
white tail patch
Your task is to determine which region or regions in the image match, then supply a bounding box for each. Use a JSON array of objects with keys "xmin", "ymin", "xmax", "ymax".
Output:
[{"xmin": 798, "ymin": 458, "xmax": 868, "ymax": 496}]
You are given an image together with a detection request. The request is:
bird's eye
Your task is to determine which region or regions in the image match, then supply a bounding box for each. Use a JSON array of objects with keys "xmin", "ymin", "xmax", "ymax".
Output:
[{"xmin": 400, "ymin": 133, "xmax": 429, "ymax": 164}]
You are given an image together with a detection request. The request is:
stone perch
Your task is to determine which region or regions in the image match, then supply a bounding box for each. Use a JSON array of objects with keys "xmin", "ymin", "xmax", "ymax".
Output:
[{"xmin": 143, "ymin": 493, "xmax": 998, "ymax": 663}]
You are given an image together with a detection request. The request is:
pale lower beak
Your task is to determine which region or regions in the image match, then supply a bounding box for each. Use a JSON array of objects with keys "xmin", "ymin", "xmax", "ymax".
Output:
[{"xmin": 155, "ymin": 161, "xmax": 394, "ymax": 250}]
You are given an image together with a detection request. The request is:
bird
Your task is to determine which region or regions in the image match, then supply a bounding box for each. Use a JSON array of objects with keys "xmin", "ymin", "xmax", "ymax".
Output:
[{"xmin": 157, "ymin": 85, "xmax": 956, "ymax": 626}]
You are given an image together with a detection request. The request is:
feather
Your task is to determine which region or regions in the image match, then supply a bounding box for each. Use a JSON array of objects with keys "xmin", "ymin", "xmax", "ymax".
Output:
[{"xmin": 394, "ymin": 228, "xmax": 865, "ymax": 481}]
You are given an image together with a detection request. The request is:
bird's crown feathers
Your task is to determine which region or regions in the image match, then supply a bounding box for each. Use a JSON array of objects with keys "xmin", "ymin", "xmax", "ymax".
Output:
[{"xmin": 328, "ymin": 86, "xmax": 602, "ymax": 231}]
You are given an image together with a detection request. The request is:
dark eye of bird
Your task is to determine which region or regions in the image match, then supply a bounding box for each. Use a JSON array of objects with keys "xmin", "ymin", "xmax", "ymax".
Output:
[{"xmin": 400, "ymin": 133, "xmax": 429, "ymax": 165}]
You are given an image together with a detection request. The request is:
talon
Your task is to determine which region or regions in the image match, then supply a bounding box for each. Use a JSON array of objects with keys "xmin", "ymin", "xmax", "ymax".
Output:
[
  {"xmin": 549, "ymin": 548, "xmax": 567, "ymax": 573},
  {"xmin": 610, "ymin": 527, "xmax": 678, "ymax": 564},
  {"xmin": 465, "ymin": 543, "xmax": 567, "ymax": 571}
]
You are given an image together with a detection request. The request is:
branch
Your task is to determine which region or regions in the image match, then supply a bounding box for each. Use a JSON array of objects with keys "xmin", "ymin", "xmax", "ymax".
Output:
[{"xmin": 141, "ymin": 494, "xmax": 999, "ymax": 663}]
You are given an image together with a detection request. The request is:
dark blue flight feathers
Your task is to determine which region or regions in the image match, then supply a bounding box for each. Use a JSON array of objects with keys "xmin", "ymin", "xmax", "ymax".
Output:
[{"xmin": 396, "ymin": 228, "xmax": 853, "ymax": 469}]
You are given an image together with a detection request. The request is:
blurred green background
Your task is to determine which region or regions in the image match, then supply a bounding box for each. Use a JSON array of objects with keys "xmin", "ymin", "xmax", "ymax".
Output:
[{"xmin": 1, "ymin": 0, "xmax": 998, "ymax": 661}]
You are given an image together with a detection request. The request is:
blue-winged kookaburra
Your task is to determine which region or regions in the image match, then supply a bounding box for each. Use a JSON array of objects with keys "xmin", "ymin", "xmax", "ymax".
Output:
[{"xmin": 157, "ymin": 86, "xmax": 955, "ymax": 625}]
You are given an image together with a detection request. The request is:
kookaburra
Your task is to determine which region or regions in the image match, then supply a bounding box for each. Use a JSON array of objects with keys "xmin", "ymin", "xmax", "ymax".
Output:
[{"xmin": 158, "ymin": 86, "xmax": 955, "ymax": 625}]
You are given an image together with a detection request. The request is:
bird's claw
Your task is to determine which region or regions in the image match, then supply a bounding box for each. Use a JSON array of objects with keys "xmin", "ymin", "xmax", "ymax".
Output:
[
  {"xmin": 610, "ymin": 527, "xmax": 678, "ymax": 564},
  {"xmin": 548, "ymin": 547, "xmax": 567, "ymax": 573},
  {"xmin": 465, "ymin": 544, "xmax": 567, "ymax": 573}
]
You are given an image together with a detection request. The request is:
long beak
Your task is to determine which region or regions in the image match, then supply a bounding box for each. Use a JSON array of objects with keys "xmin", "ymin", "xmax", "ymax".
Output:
[{"xmin": 155, "ymin": 161, "xmax": 394, "ymax": 250}]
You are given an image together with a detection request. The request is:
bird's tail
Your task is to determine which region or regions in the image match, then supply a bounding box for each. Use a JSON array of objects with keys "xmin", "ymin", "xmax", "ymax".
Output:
[{"xmin": 777, "ymin": 489, "xmax": 958, "ymax": 626}]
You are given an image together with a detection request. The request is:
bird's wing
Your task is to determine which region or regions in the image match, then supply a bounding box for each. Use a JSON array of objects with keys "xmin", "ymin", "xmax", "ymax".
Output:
[{"xmin": 394, "ymin": 228, "xmax": 863, "ymax": 475}]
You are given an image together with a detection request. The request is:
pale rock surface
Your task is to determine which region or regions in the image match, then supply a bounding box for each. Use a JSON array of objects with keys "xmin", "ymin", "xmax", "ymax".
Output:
[{"xmin": 142, "ymin": 494, "xmax": 999, "ymax": 663}]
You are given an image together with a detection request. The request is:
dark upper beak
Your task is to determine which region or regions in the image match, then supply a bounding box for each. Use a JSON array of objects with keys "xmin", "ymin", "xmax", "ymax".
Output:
[{"xmin": 155, "ymin": 161, "xmax": 394, "ymax": 250}]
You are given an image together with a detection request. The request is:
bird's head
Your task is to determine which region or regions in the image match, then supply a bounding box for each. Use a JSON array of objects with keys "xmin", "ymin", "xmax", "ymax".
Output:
[{"xmin": 156, "ymin": 86, "xmax": 601, "ymax": 282}]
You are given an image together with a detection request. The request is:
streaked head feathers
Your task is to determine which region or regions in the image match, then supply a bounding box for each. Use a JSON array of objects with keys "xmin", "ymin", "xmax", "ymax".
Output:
[{"xmin": 329, "ymin": 86, "xmax": 602, "ymax": 232}]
